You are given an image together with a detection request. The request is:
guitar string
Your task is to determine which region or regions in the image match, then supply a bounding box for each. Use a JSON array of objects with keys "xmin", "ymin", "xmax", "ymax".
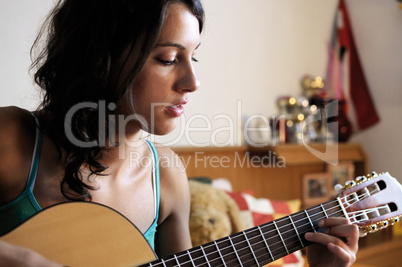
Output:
[
  {"xmin": 222, "ymin": 228, "xmax": 328, "ymax": 267},
  {"xmin": 158, "ymin": 198, "xmax": 375, "ymax": 267},
  {"xmin": 152, "ymin": 188, "xmax": 378, "ymax": 267},
  {"xmin": 201, "ymin": 208, "xmax": 349, "ymax": 267},
  {"xmin": 213, "ymin": 186, "xmax": 384, "ymax": 267},
  {"xmin": 228, "ymin": 186, "xmax": 379, "ymax": 250},
  {"xmin": 219, "ymin": 189, "xmax": 386, "ymax": 267},
  {"xmin": 195, "ymin": 214, "xmax": 335, "ymax": 267},
  {"xmin": 222, "ymin": 206, "xmax": 392, "ymax": 267},
  {"xmin": 174, "ymin": 200, "xmax": 385, "ymax": 267},
  {"xmin": 151, "ymin": 186, "xmax": 381, "ymax": 266},
  {"xmin": 151, "ymin": 208, "xmax": 337, "ymax": 267}
]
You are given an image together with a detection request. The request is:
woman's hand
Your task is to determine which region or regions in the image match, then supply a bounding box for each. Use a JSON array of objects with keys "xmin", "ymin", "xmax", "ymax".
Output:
[
  {"xmin": 0, "ymin": 241, "xmax": 61, "ymax": 267},
  {"xmin": 305, "ymin": 217, "xmax": 359, "ymax": 267}
]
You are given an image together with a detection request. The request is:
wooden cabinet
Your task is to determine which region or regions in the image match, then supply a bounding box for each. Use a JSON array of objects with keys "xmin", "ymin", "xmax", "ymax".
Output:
[
  {"xmin": 354, "ymin": 235, "xmax": 402, "ymax": 266},
  {"xmin": 173, "ymin": 143, "xmax": 369, "ymax": 201}
]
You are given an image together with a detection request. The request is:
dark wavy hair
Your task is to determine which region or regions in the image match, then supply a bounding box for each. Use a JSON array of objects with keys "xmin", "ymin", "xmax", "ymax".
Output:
[{"xmin": 31, "ymin": 0, "xmax": 204, "ymax": 200}]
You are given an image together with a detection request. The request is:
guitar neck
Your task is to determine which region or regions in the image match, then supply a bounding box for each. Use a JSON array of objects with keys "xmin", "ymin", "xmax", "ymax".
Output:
[{"xmin": 143, "ymin": 200, "xmax": 343, "ymax": 267}]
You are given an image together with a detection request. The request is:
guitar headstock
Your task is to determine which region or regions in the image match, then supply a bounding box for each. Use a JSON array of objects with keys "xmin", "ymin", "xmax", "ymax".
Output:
[{"xmin": 338, "ymin": 172, "xmax": 402, "ymax": 236}]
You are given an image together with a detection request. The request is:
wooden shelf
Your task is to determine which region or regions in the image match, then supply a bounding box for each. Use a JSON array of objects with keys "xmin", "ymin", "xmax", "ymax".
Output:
[
  {"xmin": 248, "ymin": 143, "xmax": 369, "ymax": 173},
  {"xmin": 173, "ymin": 143, "xmax": 369, "ymax": 201}
]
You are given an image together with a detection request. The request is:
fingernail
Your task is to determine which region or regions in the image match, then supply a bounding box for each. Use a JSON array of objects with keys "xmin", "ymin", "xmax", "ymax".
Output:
[{"xmin": 318, "ymin": 220, "xmax": 325, "ymax": 227}]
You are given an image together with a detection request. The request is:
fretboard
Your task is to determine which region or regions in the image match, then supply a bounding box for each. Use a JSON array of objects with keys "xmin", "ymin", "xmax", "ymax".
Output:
[{"xmin": 141, "ymin": 199, "xmax": 344, "ymax": 267}]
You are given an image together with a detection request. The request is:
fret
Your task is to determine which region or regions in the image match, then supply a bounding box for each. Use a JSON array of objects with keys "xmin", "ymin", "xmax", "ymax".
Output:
[
  {"xmin": 197, "ymin": 240, "xmax": 228, "ymax": 267},
  {"xmin": 175, "ymin": 247, "xmax": 206, "ymax": 267},
  {"xmin": 238, "ymin": 227, "xmax": 271, "ymax": 266},
  {"xmin": 228, "ymin": 235, "xmax": 244, "ymax": 267},
  {"xmin": 304, "ymin": 210, "xmax": 317, "ymax": 233},
  {"xmin": 174, "ymin": 255, "xmax": 180, "ymax": 266},
  {"xmin": 320, "ymin": 204, "xmax": 329, "ymax": 218},
  {"xmin": 258, "ymin": 222, "xmax": 287, "ymax": 264},
  {"xmin": 214, "ymin": 237, "xmax": 241, "ymax": 266},
  {"xmin": 242, "ymin": 231, "xmax": 259, "ymax": 266},
  {"xmin": 272, "ymin": 221, "xmax": 289, "ymax": 255},
  {"xmin": 214, "ymin": 241, "xmax": 227, "ymax": 267},
  {"xmin": 257, "ymin": 225, "xmax": 274, "ymax": 262},
  {"xmin": 159, "ymin": 255, "xmax": 188, "ymax": 267},
  {"xmin": 186, "ymin": 251, "xmax": 196, "ymax": 267},
  {"xmin": 288, "ymin": 215, "xmax": 304, "ymax": 248},
  {"xmin": 200, "ymin": 246, "xmax": 211, "ymax": 267},
  {"xmin": 290, "ymin": 210, "xmax": 315, "ymax": 247},
  {"xmin": 170, "ymin": 252, "xmax": 195, "ymax": 267},
  {"xmin": 309, "ymin": 206, "xmax": 328, "ymax": 227},
  {"xmin": 274, "ymin": 216, "xmax": 304, "ymax": 259}
]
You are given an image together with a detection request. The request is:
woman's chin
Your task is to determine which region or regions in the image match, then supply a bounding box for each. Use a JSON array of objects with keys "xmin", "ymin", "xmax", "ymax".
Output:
[{"xmin": 148, "ymin": 120, "xmax": 180, "ymax": 136}]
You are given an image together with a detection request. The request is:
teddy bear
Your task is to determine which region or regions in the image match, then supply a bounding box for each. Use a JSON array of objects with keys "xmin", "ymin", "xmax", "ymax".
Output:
[{"xmin": 188, "ymin": 179, "xmax": 245, "ymax": 247}]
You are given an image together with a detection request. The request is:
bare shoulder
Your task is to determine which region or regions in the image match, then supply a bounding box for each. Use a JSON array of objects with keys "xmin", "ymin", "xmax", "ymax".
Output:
[
  {"xmin": 153, "ymin": 143, "xmax": 187, "ymax": 179},
  {"xmin": 152, "ymin": 143, "xmax": 189, "ymax": 214},
  {"xmin": 0, "ymin": 106, "xmax": 37, "ymax": 203},
  {"xmin": 0, "ymin": 106, "xmax": 36, "ymax": 163},
  {"xmin": 0, "ymin": 106, "xmax": 36, "ymax": 160},
  {"xmin": 151, "ymin": 143, "xmax": 193, "ymax": 256}
]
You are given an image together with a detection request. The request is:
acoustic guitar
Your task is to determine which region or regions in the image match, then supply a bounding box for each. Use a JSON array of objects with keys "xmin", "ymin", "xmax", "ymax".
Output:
[{"xmin": 1, "ymin": 172, "xmax": 401, "ymax": 267}]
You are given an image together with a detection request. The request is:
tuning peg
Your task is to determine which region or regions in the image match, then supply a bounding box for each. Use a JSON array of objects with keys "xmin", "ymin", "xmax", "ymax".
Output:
[
  {"xmin": 343, "ymin": 180, "xmax": 357, "ymax": 190},
  {"xmin": 370, "ymin": 224, "xmax": 378, "ymax": 233},
  {"xmin": 365, "ymin": 171, "xmax": 379, "ymax": 179},
  {"xmin": 345, "ymin": 171, "xmax": 383, "ymax": 190},
  {"xmin": 378, "ymin": 220, "xmax": 389, "ymax": 230},
  {"xmin": 355, "ymin": 176, "xmax": 367, "ymax": 183},
  {"xmin": 359, "ymin": 229, "xmax": 368, "ymax": 237},
  {"xmin": 361, "ymin": 223, "xmax": 379, "ymax": 234},
  {"xmin": 334, "ymin": 184, "xmax": 343, "ymax": 194},
  {"xmin": 361, "ymin": 216, "xmax": 402, "ymax": 235},
  {"xmin": 390, "ymin": 216, "xmax": 401, "ymax": 226}
]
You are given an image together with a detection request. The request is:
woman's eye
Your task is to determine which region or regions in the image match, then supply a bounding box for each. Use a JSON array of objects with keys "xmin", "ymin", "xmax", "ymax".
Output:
[
  {"xmin": 156, "ymin": 57, "xmax": 198, "ymax": 66},
  {"xmin": 157, "ymin": 59, "xmax": 176, "ymax": 66}
]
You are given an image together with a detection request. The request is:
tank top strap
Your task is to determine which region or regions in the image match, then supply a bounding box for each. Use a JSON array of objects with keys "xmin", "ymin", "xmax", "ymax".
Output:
[
  {"xmin": 144, "ymin": 140, "xmax": 160, "ymax": 219},
  {"xmin": 26, "ymin": 113, "xmax": 42, "ymax": 209}
]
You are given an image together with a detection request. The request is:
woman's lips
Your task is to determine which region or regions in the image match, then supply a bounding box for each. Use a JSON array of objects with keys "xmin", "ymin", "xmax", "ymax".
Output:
[{"xmin": 165, "ymin": 104, "xmax": 185, "ymax": 117}]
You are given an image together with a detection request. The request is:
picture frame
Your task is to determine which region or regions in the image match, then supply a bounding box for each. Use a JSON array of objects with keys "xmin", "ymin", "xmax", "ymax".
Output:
[
  {"xmin": 327, "ymin": 161, "xmax": 355, "ymax": 197},
  {"xmin": 302, "ymin": 172, "xmax": 331, "ymax": 207}
]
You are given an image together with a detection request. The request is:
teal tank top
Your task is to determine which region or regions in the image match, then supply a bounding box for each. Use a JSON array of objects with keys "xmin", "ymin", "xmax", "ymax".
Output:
[
  {"xmin": 0, "ymin": 115, "xmax": 160, "ymax": 251},
  {"xmin": 143, "ymin": 140, "xmax": 160, "ymax": 251}
]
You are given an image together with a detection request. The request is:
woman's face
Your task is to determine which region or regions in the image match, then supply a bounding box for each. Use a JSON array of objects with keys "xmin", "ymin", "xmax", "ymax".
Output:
[{"xmin": 121, "ymin": 3, "xmax": 201, "ymax": 136}]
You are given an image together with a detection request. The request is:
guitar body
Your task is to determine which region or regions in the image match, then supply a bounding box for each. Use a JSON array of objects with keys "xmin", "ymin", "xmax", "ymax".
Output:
[{"xmin": 0, "ymin": 202, "xmax": 156, "ymax": 267}]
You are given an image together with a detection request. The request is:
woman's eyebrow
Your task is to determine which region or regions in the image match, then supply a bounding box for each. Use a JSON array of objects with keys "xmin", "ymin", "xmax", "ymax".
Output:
[{"xmin": 155, "ymin": 42, "xmax": 201, "ymax": 50}]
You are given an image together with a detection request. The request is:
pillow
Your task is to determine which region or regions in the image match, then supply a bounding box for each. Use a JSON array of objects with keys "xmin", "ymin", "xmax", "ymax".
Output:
[{"xmin": 226, "ymin": 191, "xmax": 304, "ymax": 267}]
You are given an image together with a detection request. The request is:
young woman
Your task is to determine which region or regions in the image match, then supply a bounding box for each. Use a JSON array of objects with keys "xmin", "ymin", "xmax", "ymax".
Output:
[{"xmin": 0, "ymin": 0, "xmax": 359, "ymax": 266}]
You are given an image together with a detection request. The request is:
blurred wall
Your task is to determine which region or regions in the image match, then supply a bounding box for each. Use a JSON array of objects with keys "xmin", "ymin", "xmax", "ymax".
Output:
[{"xmin": 1, "ymin": 0, "xmax": 401, "ymax": 180}]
